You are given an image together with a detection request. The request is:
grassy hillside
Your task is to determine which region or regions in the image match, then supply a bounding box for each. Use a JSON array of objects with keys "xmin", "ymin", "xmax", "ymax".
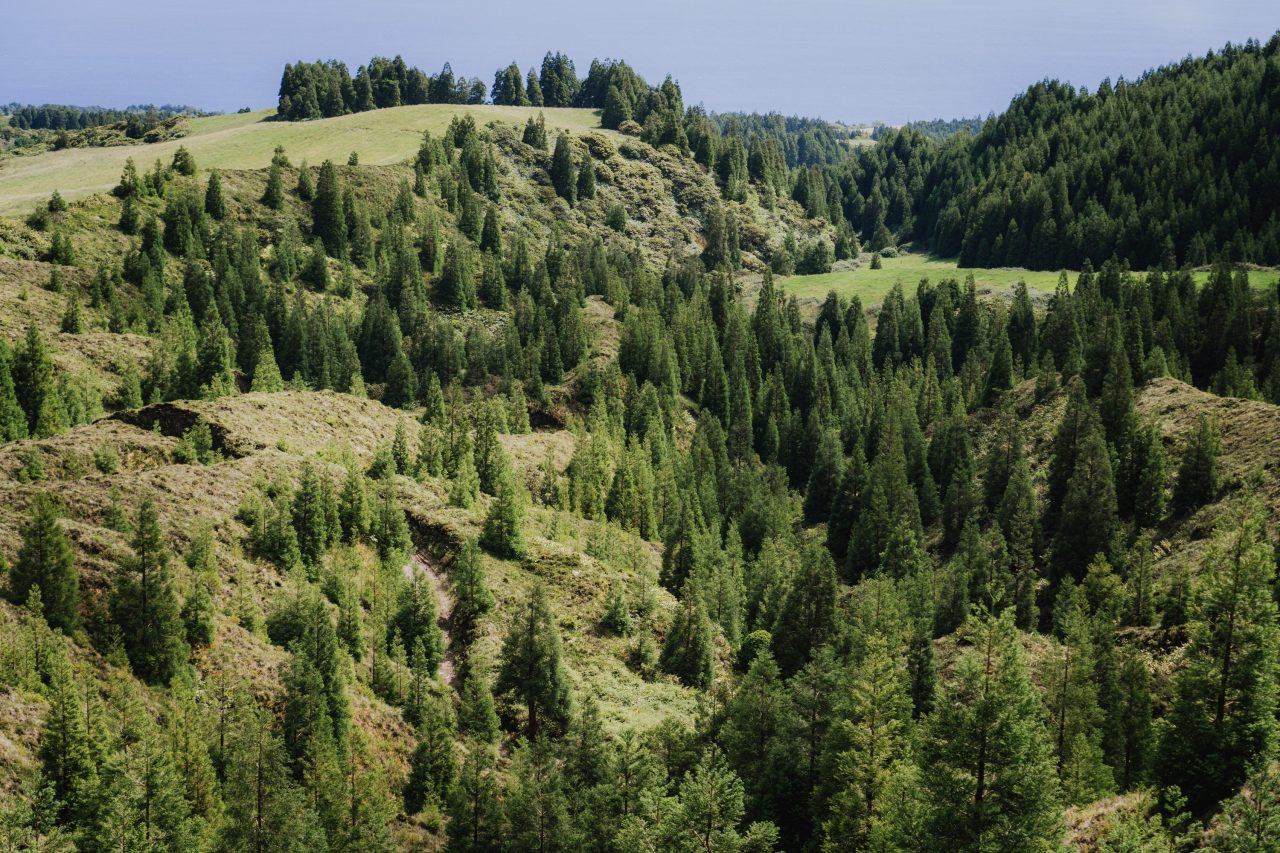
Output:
[{"xmin": 0, "ymin": 104, "xmax": 607, "ymax": 215}]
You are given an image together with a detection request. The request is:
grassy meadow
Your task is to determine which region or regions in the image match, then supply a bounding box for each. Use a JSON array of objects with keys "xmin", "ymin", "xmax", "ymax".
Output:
[
  {"xmin": 778, "ymin": 252, "xmax": 1278, "ymax": 308},
  {"xmin": 0, "ymin": 104, "xmax": 607, "ymax": 214}
]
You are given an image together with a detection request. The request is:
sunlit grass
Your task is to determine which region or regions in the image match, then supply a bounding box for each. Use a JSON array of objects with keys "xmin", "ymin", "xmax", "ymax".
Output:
[{"xmin": 0, "ymin": 104, "xmax": 606, "ymax": 215}]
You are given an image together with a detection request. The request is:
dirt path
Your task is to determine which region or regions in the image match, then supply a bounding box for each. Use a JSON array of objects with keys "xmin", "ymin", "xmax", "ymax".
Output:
[{"xmin": 404, "ymin": 552, "xmax": 458, "ymax": 691}]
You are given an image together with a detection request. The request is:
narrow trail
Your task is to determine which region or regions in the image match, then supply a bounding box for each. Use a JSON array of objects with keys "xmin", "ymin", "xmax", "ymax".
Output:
[{"xmin": 404, "ymin": 552, "xmax": 458, "ymax": 691}]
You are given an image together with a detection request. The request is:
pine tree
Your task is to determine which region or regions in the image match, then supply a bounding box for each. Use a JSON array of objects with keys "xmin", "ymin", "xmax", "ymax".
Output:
[
  {"xmin": 451, "ymin": 538, "xmax": 494, "ymax": 640},
  {"xmin": 437, "ymin": 241, "xmax": 476, "ymax": 309},
  {"xmin": 1043, "ymin": 598, "xmax": 1112, "ymax": 804},
  {"xmin": 1156, "ymin": 499, "xmax": 1279, "ymax": 814},
  {"xmin": 661, "ymin": 579, "xmax": 716, "ymax": 689},
  {"xmin": 59, "ymin": 290, "xmax": 83, "ymax": 334},
  {"xmin": 496, "ymin": 582, "xmax": 572, "ymax": 738},
  {"xmin": 293, "ymin": 462, "xmax": 335, "ymax": 568},
  {"xmin": 770, "ymin": 540, "xmax": 837, "ymax": 676},
  {"xmin": 447, "ymin": 745, "xmax": 504, "ymax": 853},
  {"xmin": 550, "ymin": 134, "xmax": 577, "ymax": 205},
  {"xmin": 296, "ymin": 160, "xmax": 314, "ymax": 200},
  {"xmin": 263, "ymin": 158, "xmax": 285, "ymax": 209},
  {"xmin": 480, "ymin": 458, "xmax": 526, "ymax": 559},
  {"xmin": 111, "ymin": 496, "xmax": 188, "ymax": 684},
  {"xmin": 204, "ymin": 169, "xmax": 228, "ymax": 219},
  {"xmin": 823, "ymin": 632, "xmax": 913, "ymax": 851},
  {"xmin": 311, "ymin": 160, "xmax": 345, "ymax": 257},
  {"xmin": 458, "ymin": 669, "xmax": 500, "ymax": 743},
  {"xmin": 1172, "ymin": 414, "xmax": 1220, "ymax": 515},
  {"xmin": 505, "ymin": 736, "xmax": 571, "ymax": 852},
  {"xmin": 220, "ymin": 705, "xmax": 326, "ymax": 853},
  {"xmin": 0, "ymin": 340, "xmax": 29, "ymax": 441},
  {"xmin": 13, "ymin": 324, "xmax": 57, "ymax": 437},
  {"xmin": 919, "ymin": 610, "xmax": 1062, "ymax": 850},
  {"xmin": 371, "ymin": 479, "xmax": 411, "ymax": 565},
  {"xmin": 1054, "ymin": 424, "xmax": 1118, "ymax": 584},
  {"xmin": 38, "ymin": 647, "xmax": 98, "ymax": 825},
  {"xmin": 9, "ymin": 493, "xmax": 79, "ymax": 631},
  {"xmin": 721, "ymin": 648, "xmax": 793, "ymax": 821},
  {"xmin": 576, "ymin": 156, "xmax": 596, "ymax": 200},
  {"xmin": 404, "ymin": 693, "xmax": 457, "ymax": 813}
]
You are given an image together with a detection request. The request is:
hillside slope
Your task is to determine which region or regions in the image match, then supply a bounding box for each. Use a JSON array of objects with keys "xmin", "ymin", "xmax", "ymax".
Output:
[{"xmin": 0, "ymin": 104, "xmax": 607, "ymax": 214}]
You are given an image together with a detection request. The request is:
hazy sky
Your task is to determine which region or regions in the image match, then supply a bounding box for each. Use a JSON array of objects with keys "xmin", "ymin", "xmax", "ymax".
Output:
[{"xmin": 3, "ymin": 0, "xmax": 1275, "ymax": 123}]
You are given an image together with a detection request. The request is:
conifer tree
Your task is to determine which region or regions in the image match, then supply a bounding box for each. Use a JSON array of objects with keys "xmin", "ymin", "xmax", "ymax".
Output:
[
  {"xmin": 505, "ymin": 736, "xmax": 571, "ymax": 851},
  {"xmin": 263, "ymin": 158, "xmax": 285, "ymax": 209},
  {"xmin": 311, "ymin": 160, "xmax": 345, "ymax": 257},
  {"xmin": 9, "ymin": 493, "xmax": 79, "ymax": 632},
  {"xmin": 823, "ymin": 632, "xmax": 913, "ymax": 851},
  {"xmin": 576, "ymin": 156, "xmax": 596, "ymax": 200},
  {"xmin": 296, "ymin": 160, "xmax": 314, "ymax": 200},
  {"xmin": 1043, "ymin": 599, "xmax": 1112, "ymax": 803},
  {"xmin": 661, "ymin": 579, "xmax": 716, "ymax": 689},
  {"xmin": 0, "ymin": 340, "xmax": 29, "ymax": 441},
  {"xmin": 1054, "ymin": 425, "xmax": 1118, "ymax": 584},
  {"xmin": 496, "ymin": 582, "xmax": 572, "ymax": 738},
  {"xmin": 204, "ymin": 169, "xmax": 227, "ymax": 219},
  {"xmin": 293, "ymin": 462, "xmax": 335, "ymax": 568},
  {"xmin": 405, "ymin": 693, "xmax": 457, "ymax": 813},
  {"xmin": 451, "ymin": 538, "xmax": 494, "ymax": 639},
  {"xmin": 919, "ymin": 610, "xmax": 1062, "ymax": 850},
  {"xmin": 481, "ymin": 458, "xmax": 526, "ymax": 559},
  {"xmin": 1156, "ymin": 500, "xmax": 1279, "ymax": 814},
  {"xmin": 111, "ymin": 496, "xmax": 188, "ymax": 684},
  {"xmin": 371, "ymin": 479, "xmax": 412, "ymax": 565},
  {"xmin": 38, "ymin": 646, "xmax": 98, "ymax": 825},
  {"xmin": 721, "ymin": 648, "xmax": 793, "ymax": 821},
  {"xmin": 550, "ymin": 134, "xmax": 577, "ymax": 205},
  {"xmin": 447, "ymin": 745, "xmax": 504, "ymax": 853},
  {"xmin": 458, "ymin": 668, "xmax": 501, "ymax": 744},
  {"xmin": 771, "ymin": 540, "xmax": 837, "ymax": 676},
  {"xmin": 1172, "ymin": 414, "xmax": 1220, "ymax": 515},
  {"xmin": 13, "ymin": 324, "xmax": 56, "ymax": 438}
]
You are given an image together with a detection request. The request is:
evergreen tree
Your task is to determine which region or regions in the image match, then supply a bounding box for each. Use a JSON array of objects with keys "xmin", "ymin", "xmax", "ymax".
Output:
[
  {"xmin": 204, "ymin": 169, "xmax": 228, "ymax": 219},
  {"xmin": 13, "ymin": 324, "xmax": 57, "ymax": 438},
  {"xmin": 1172, "ymin": 414, "xmax": 1220, "ymax": 515},
  {"xmin": 38, "ymin": 646, "xmax": 98, "ymax": 826},
  {"xmin": 576, "ymin": 156, "xmax": 596, "ymax": 200},
  {"xmin": 1043, "ymin": 599, "xmax": 1112, "ymax": 803},
  {"xmin": 481, "ymin": 458, "xmax": 526, "ymax": 559},
  {"xmin": 458, "ymin": 669, "xmax": 501, "ymax": 743},
  {"xmin": 111, "ymin": 497, "xmax": 188, "ymax": 684},
  {"xmin": 1054, "ymin": 425, "xmax": 1117, "ymax": 584},
  {"xmin": 263, "ymin": 158, "xmax": 285, "ymax": 209},
  {"xmin": 496, "ymin": 582, "xmax": 572, "ymax": 738},
  {"xmin": 505, "ymin": 736, "xmax": 571, "ymax": 852},
  {"xmin": 404, "ymin": 693, "xmax": 457, "ymax": 814},
  {"xmin": 661, "ymin": 579, "xmax": 716, "ymax": 689},
  {"xmin": 771, "ymin": 540, "xmax": 837, "ymax": 676},
  {"xmin": 447, "ymin": 745, "xmax": 504, "ymax": 853},
  {"xmin": 311, "ymin": 160, "xmax": 345, "ymax": 257},
  {"xmin": 550, "ymin": 134, "xmax": 577, "ymax": 205},
  {"xmin": 451, "ymin": 538, "xmax": 494, "ymax": 639},
  {"xmin": 919, "ymin": 610, "xmax": 1062, "ymax": 850},
  {"xmin": 1157, "ymin": 499, "xmax": 1279, "ymax": 814},
  {"xmin": 0, "ymin": 340, "xmax": 30, "ymax": 441},
  {"xmin": 9, "ymin": 493, "xmax": 79, "ymax": 631},
  {"xmin": 823, "ymin": 633, "xmax": 913, "ymax": 852}
]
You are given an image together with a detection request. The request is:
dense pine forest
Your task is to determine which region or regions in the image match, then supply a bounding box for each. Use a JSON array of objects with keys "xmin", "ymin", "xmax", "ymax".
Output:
[{"xmin": 1, "ymin": 30, "xmax": 1280, "ymax": 853}]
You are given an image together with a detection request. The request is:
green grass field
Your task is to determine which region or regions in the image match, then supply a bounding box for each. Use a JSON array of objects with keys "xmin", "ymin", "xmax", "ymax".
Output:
[
  {"xmin": 779, "ymin": 253, "xmax": 1277, "ymax": 307},
  {"xmin": 0, "ymin": 104, "xmax": 607, "ymax": 215}
]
